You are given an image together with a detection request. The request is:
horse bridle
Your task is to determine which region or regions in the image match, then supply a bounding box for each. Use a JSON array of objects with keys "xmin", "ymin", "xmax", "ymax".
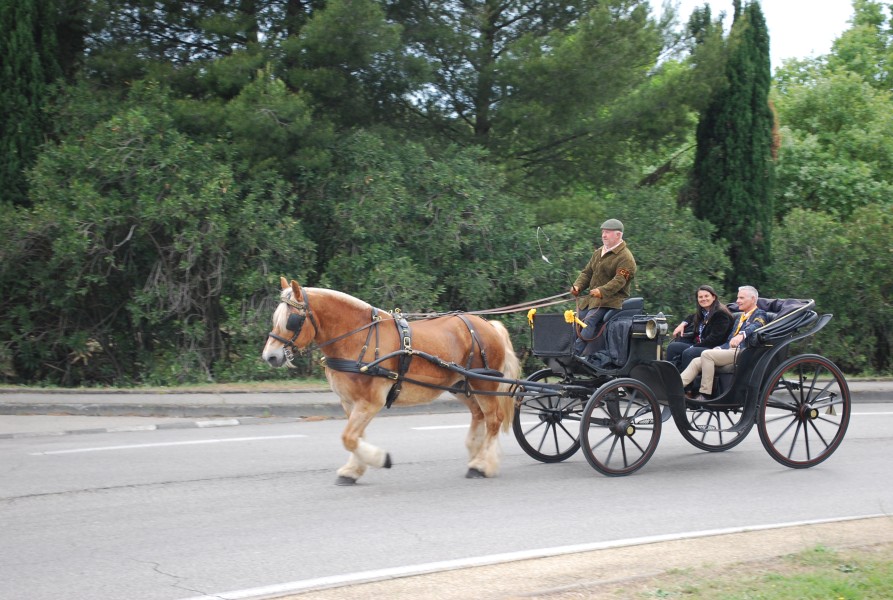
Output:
[{"xmin": 267, "ymin": 292, "xmax": 319, "ymax": 362}]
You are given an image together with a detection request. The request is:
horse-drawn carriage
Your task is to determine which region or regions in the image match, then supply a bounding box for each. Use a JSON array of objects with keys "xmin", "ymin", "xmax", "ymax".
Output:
[
  {"xmin": 263, "ymin": 278, "xmax": 850, "ymax": 484},
  {"xmin": 516, "ymin": 296, "xmax": 851, "ymax": 476}
]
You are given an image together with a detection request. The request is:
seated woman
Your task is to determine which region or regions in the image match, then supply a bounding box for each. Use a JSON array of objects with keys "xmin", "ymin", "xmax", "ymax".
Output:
[{"xmin": 666, "ymin": 285, "xmax": 734, "ymax": 371}]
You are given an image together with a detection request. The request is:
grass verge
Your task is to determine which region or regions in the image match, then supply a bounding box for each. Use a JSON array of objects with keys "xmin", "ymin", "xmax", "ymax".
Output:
[{"xmin": 534, "ymin": 542, "xmax": 893, "ymax": 599}]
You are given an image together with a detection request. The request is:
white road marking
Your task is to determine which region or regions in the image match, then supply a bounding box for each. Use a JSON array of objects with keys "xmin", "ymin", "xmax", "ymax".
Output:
[
  {"xmin": 29, "ymin": 434, "xmax": 307, "ymax": 455},
  {"xmin": 175, "ymin": 514, "xmax": 889, "ymax": 600}
]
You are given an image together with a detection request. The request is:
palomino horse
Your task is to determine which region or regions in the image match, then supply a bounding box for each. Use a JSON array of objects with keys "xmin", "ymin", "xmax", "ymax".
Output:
[{"xmin": 262, "ymin": 278, "xmax": 521, "ymax": 485}]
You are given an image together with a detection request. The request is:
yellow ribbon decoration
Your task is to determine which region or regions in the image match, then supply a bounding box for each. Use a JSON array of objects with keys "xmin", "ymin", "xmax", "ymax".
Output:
[
  {"xmin": 565, "ymin": 310, "xmax": 586, "ymax": 327},
  {"xmin": 527, "ymin": 308, "xmax": 537, "ymax": 328}
]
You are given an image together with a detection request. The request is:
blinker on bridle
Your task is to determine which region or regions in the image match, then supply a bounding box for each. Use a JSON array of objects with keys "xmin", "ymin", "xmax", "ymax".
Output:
[{"xmin": 267, "ymin": 294, "xmax": 318, "ymax": 365}]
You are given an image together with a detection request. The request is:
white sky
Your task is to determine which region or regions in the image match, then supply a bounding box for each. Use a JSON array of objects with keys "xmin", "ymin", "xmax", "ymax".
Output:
[{"xmin": 659, "ymin": 0, "xmax": 856, "ymax": 68}]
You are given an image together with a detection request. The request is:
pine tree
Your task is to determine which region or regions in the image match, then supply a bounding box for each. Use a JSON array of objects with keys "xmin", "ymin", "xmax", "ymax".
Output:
[
  {"xmin": 0, "ymin": 0, "xmax": 62, "ymax": 207},
  {"xmin": 691, "ymin": 0, "xmax": 775, "ymax": 289}
]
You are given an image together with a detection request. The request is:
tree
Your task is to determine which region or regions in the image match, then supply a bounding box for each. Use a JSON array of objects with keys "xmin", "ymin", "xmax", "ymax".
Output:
[
  {"xmin": 827, "ymin": 0, "xmax": 892, "ymax": 92},
  {"xmin": 307, "ymin": 129, "xmax": 533, "ymax": 312},
  {"xmin": 767, "ymin": 205, "xmax": 892, "ymax": 373},
  {"xmin": 0, "ymin": 0, "xmax": 62, "ymax": 207},
  {"xmin": 381, "ymin": 0, "xmax": 706, "ymax": 194},
  {"xmin": 690, "ymin": 0, "xmax": 775, "ymax": 288},
  {"xmin": 772, "ymin": 71, "xmax": 893, "ymax": 218},
  {"xmin": 0, "ymin": 82, "xmax": 315, "ymax": 385},
  {"xmin": 770, "ymin": 1, "xmax": 893, "ymax": 219},
  {"xmin": 281, "ymin": 0, "xmax": 422, "ymax": 129}
]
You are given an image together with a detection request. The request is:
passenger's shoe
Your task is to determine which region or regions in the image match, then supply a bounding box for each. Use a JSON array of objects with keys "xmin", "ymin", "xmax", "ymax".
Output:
[{"xmin": 692, "ymin": 393, "xmax": 713, "ymax": 402}]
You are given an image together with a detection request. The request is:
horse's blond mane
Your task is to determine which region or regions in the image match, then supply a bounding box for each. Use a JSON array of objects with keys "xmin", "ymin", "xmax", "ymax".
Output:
[
  {"xmin": 272, "ymin": 297, "xmax": 289, "ymax": 330},
  {"xmin": 273, "ymin": 286, "xmax": 372, "ymax": 330},
  {"xmin": 305, "ymin": 287, "xmax": 372, "ymax": 312}
]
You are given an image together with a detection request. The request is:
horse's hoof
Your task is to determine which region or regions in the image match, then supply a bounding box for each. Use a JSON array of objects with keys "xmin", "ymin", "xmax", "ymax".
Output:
[
  {"xmin": 465, "ymin": 467, "xmax": 487, "ymax": 479},
  {"xmin": 383, "ymin": 453, "xmax": 392, "ymax": 469},
  {"xmin": 335, "ymin": 475, "xmax": 357, "ymax": 486}
]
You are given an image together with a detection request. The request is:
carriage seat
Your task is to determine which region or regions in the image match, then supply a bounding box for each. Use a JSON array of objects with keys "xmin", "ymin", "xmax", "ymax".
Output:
[
  {"xmin": 725, "ymin": 297, "xmax": 815, "ymax": 326},
  {"xmin": 618, "ymin": 297, "xmax": 644, "ymax": 313},
  {"xmin": 530, "ymin": 297, "xmax": 644, "ymax": 360}
]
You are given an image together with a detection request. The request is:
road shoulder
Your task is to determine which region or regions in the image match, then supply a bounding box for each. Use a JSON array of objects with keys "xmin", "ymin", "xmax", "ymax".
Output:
[{"xmin": 267, "ymin": 516, "xmax": 893, "ymax": 600}]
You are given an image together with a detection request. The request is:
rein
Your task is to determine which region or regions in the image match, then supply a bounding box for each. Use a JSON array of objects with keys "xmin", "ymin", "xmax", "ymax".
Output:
[
  {"xmin": 267, "ymin": 291, "xmax": 574, "ymax": 382},
  {"xmin": 396, "ymin": 292, "xmax": 573, "ymax": 319}
]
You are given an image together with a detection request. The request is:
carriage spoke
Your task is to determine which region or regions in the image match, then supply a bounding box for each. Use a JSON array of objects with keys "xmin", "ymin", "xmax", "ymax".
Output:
[
  {"xmin": 696, "ymin": 412, "xmax": 721, "ymax": 443},
  {"xmin": 783, "ymin": 419, "xmax": 804, "ymax": 459},
  {"xmin": 805, "ymin": 418, "xmax": 832, "ymax": 449},
  {"xmin": 604, "ymin": 435, "xmax": 623, "ymax": 468},
  {"xmin": 529, "ymin": 421, "xmax": 551, "ymax": 453},
  {"xmin": 624, "ymin": 431, "xmax": 649, "ymax": 455},
  {"xmin": 588, "ymin": 430, "xmax": 617, "ymax": 452}
]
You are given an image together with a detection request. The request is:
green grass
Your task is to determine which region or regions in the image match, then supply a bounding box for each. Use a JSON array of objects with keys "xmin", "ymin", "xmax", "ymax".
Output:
[{"xmin": 537, "ymin": 543, "xmax": 893, "ymax": 599}]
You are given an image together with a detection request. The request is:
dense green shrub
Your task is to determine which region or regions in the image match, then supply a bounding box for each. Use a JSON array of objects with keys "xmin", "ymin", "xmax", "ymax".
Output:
[{"xmin": 0, "ymin": 84, "xmax": 314, "ymax": 385}]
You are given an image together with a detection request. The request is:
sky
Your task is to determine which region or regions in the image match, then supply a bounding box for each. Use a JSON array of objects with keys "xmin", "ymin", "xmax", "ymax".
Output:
[{"xmin": 658, "ymin": 0, "xmax": 857, "ymax": 68}]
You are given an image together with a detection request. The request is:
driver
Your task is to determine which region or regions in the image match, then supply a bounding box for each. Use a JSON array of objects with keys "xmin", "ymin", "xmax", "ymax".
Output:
[{"xmin": 569, "ymin": 219, "xmax": 637, "ymax": 356}]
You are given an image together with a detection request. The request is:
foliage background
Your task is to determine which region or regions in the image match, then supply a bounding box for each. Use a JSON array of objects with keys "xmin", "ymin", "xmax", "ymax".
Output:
[{"xmin": 0, "ymin": 0, "xmax": 890, "ymax": 385}]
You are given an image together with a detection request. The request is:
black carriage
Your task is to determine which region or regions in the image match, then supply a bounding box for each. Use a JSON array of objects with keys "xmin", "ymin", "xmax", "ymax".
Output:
[{"xmin": 513, "ymin": 297, "xmax": 851, "ymax": 476}]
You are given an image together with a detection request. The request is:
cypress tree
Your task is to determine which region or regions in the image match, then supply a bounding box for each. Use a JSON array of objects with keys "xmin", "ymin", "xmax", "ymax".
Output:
[
  {"xmin": 691, "ymin": 0, "xmax": 775, "ymax": 289},
  {"xmin": 0, "ymin": 0, "xmax": 62, "ymax": 207}
]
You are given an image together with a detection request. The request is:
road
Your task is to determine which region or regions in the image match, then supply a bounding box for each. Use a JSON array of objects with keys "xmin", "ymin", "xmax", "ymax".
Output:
[{"xmin": 1, "ymin": 404, "xmax": 892, "ymax": 600}]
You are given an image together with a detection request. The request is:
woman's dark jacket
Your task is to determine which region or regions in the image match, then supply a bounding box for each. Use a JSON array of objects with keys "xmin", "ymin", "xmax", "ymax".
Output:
[{"xmin": 681, "ymin": 309, "xmax": 734, "ymax": 348}]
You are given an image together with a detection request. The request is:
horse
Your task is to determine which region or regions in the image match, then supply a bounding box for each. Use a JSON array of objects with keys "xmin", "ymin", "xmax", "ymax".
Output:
[{"xmin": 262, "ymin": 277, "xmax": 521, "ymax": 485}]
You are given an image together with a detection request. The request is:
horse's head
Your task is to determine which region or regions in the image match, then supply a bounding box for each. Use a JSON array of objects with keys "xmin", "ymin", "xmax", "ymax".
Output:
[{"xmin": 262, "ymin": 277, "xmax": 318, "ymax": 368}]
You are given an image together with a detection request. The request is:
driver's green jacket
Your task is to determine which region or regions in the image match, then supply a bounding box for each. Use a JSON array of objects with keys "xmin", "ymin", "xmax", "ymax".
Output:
[{"xmin": 573, "ymin": 240, "xmax": 637, "ymax": 310}]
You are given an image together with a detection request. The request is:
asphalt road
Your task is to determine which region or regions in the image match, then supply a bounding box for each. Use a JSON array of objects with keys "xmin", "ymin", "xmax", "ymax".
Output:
[{"xmin": 1, "ymin": 401, "xmax": 892, "ymax": 600}]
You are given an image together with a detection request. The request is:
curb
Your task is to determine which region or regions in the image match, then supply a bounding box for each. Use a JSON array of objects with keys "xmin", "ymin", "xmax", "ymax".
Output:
[
  {"xmin": 0, "ymin": 402, "xmax": 345, "ymax": 419},
  {"xmin": 0, "ymin": 399, "xmax": 470, "ymax": 419},
  {"xmin": 0, "ymin": 416, "xmax": 301, "ymax": 440}
]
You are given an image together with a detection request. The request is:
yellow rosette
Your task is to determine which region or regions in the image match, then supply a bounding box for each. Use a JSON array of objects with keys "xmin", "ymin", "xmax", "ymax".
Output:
[{"xmin": 565, "ymin": 309, "xmax": 586, "ymax": 328}]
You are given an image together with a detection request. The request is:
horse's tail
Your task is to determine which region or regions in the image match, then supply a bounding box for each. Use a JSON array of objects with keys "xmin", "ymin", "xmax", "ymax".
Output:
[{"xmin": 488, "ymin": 319, "xmax": 520, "ymax": 433}]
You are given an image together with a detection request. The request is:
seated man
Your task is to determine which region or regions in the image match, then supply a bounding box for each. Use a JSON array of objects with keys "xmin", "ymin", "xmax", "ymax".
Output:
[
  {"xmin": 569, "ymin": 218, "xmax": 636, "ymax": 356},
  {"xmin": 679, "ymin": 285, "xmax": 769, "ymax": 401}
]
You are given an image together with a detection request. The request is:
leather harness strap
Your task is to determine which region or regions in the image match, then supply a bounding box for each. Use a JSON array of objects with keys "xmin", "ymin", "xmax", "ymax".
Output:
[
  {"xmin": 455, "ymin": 313, "xmax": 489, "ymax": 371},
  {"xmin": 324, "ymin": 313, "xmax": 503, "ymax": 407},
  {"xmin": 384, "ymin": 312, "xmax": 414, "ymax": 408},
  {"xmin": 355, "ymin": 308, "xmax": 383, "ymax": 368}
]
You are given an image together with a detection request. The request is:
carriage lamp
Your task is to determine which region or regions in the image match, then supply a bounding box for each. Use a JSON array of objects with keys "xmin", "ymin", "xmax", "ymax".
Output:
[{"xmin": 645, "ymin": 312, "xmax": 668, "ymax": 340}]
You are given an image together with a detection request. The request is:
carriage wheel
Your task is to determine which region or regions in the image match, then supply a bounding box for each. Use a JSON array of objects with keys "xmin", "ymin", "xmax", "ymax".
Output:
[
  {"xmin": 512, "ymin": 369, "xmax": 583, "ymax": 463},
  {"xmin": 757, "ymin": 354, "xmax": 850, "ymax": 469},
  {"xmin": 671, "ymin": 398, "xmax": 754, "ymax": 453},
  {"xmin": 579, "ymin": 378, "xmax": 661, "ymax": 476}
]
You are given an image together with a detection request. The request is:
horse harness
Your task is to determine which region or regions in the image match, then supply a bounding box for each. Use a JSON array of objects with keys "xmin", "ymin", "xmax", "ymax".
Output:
[
  {"xmin": 321, "ymin": 311, "xmax": 500, "ymax": 408},
  {"xmin": 267, "ymin": 293, "xmax": 319, "ymax": 365},
  {"xmin": 268, "ymin": 292, "xmax": 521, "ymax": 406}
]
